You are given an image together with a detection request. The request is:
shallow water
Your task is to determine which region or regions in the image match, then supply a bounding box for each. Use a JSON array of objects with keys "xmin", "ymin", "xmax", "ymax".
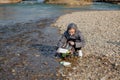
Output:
[
  {"xmin": 0, "ymin": 19, "xmax": 62, "ymax": 80},
  {"xmin": 0, "ymin": 2, "xmax": 120, "ymax": 26}
]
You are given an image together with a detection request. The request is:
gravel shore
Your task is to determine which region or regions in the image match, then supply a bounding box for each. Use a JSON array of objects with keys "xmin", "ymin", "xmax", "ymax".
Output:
[{"xmin": 53, "ymin": 11, "xmax": 120, "ymax": 80}]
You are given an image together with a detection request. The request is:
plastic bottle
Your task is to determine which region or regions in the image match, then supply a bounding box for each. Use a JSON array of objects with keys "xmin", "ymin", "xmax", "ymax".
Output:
[{"xmin": 60, "ymin": 61, "xmax": 71, "ymax": 66}]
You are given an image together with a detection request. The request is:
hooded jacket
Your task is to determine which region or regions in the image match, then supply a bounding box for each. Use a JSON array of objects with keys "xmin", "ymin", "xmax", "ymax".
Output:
[{"xmin": 58, "ymin": 23, "xmax": 85, "ymax": 49}]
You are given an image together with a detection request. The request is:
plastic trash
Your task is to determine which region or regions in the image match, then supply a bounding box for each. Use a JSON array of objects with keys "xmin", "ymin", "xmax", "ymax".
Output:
[
  {"xmin": 60, "ymin": 61, "xmax": 71, "ymax": 67},
  {"xmin": 57, "ymin": 48, "xmax": 69, "ymax": 54},
  {"xmin": 62, "ymin": 53, "xmax": 69, "ymax": 58}
]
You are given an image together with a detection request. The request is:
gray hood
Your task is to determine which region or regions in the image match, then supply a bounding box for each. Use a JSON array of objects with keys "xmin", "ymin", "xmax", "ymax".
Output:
[
  {"xmin": 67, "ymin": 23, "xmax": 78, "ymax": 33},
  {"xmin": 64, "ymin": 23, "xmax": 79, "ymax": 39}
]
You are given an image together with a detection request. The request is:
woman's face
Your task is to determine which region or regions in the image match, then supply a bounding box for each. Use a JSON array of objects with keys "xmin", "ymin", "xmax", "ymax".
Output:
[{"xmin": 68, "ymin": 28, "xmax": 75, "ymax": 36}]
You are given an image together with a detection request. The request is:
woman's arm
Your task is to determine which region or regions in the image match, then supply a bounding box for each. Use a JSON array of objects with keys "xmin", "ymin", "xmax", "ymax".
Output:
[
  {"xmin": 75, "ymin": 32, "xmax": 85, "ymax": 48},
  {"xmin": 57, "ymin": 34, "xmax": 67, "ymax": 48}
]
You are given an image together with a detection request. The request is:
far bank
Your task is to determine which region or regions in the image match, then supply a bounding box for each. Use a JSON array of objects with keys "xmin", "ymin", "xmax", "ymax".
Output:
[{"xmin": 0, "ymin": 0, "xmax": 21, "ymax": 4}]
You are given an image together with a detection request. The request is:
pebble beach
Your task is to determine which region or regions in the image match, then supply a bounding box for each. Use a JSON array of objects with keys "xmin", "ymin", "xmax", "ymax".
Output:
[{"xmin": 53, "ymin": 11, "xmax": 120, "ymax": 80}]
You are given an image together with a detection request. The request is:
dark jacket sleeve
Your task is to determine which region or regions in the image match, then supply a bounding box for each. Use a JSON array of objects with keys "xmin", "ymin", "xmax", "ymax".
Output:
[
  {"xmin": 57, "ymin": 34, "xmax": 67, "ymax": 48},
  {"xmin": 75, "ymin": 32, "xmax": 85, "ymax": 48}
]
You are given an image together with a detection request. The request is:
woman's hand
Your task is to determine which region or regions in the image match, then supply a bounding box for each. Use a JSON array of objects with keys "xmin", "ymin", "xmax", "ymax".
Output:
[{"xmin": 68, "ymin": 41, "xmax": 75, "ymax": 46}]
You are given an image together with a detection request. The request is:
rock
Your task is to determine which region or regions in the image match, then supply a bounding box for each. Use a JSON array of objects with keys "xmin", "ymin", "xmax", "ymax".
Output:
[
  {"xmin": 12, "ymin": 69, "xmax": 15, "ymax": 73},
  {"xmin": 72, "ymin": 67, "xmax": 77, "ymax": 70},
  {"xmin": 16, "ymin": 53, "xmax": 20, "ymax": 56},
  {"xmin": 35, "ymin": 54, "xmax": 40, "ymax": 57},
  {"xmin": 43, "ymin": 62, "xmax": 48, "ymax": 65}
]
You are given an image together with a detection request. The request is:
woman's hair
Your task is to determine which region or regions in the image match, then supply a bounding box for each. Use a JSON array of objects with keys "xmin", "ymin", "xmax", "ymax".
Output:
[{"xmin": 67, "ymin": 23, "xmax": 77, "ymax": 32}]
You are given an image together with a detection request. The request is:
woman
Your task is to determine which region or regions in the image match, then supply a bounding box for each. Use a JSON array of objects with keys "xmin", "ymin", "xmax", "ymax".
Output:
[{"xmin": 56, "ymin": 23, "xmax": 85, "ymax": 57}]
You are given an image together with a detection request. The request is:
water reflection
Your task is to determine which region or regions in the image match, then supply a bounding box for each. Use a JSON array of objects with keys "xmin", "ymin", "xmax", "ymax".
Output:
[
  {"xmin": 37, "ymin": 0, "xmax": 44, "ymax": 3},
  {"xmin": 0, "ymin": 7, "xmax": 16, "ymax": 20}
]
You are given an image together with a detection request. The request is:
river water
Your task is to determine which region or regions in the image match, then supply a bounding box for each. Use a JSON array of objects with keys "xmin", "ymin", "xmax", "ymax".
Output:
[{"xmin": 0, "ymin": 2, "xmax": 120, "ymax": 26}]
